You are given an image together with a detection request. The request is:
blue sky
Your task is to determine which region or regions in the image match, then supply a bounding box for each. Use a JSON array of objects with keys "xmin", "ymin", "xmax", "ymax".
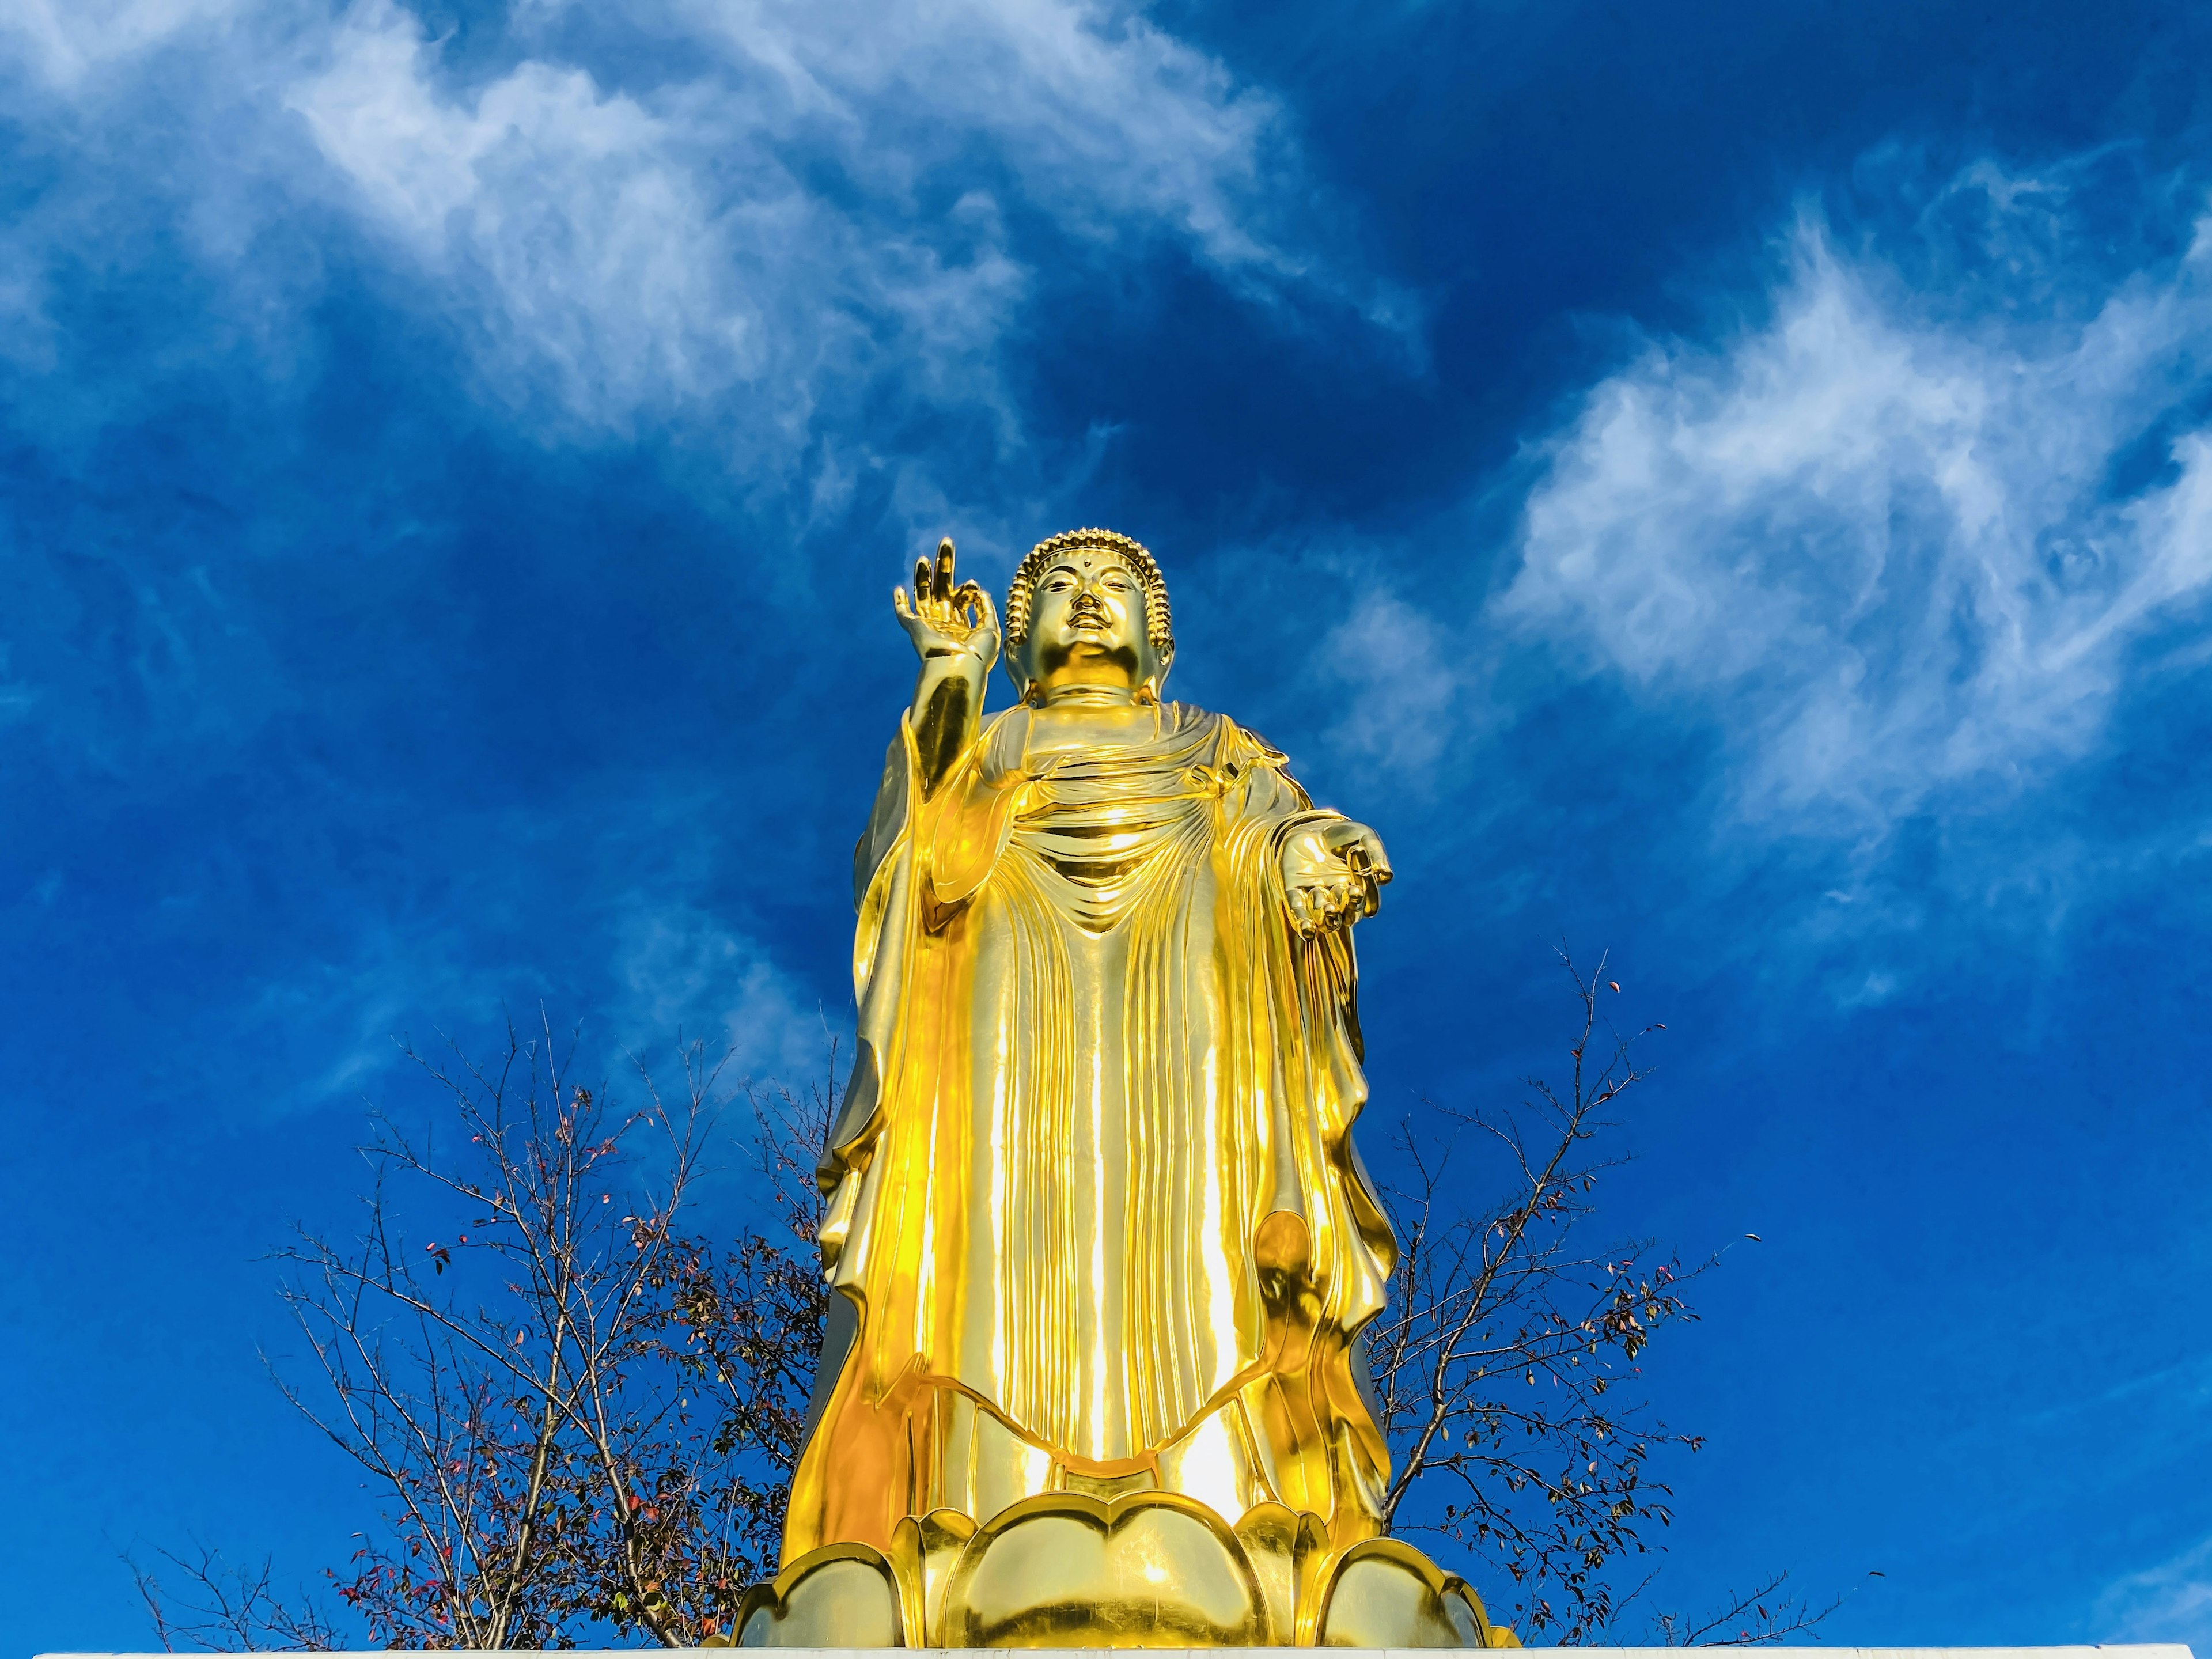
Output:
[{"xmin": 4, "ymin": 0, "xmax": 2212, "ymax": 1652}]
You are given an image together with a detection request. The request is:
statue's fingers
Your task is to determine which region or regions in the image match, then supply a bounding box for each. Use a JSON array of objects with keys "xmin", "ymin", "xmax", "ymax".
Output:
[
  {"xmin": 971, "ymin": 585, "xmax": 1002, "ymax": 652},
  {"xmin": 914, "ymin": 557, "xmax": 933, "ymax": 605},
  {"xmin": 934, "ymin": 537, "xmax": 956, "ymax": 603},
  {"xmin": 893, "ymin": 584, "xmax": 915, "ymax": 622},
  {"xmin": 1358, "ymin": 830, "xmax": 1393, "ymax": 884},
  {"xmin": 1315, "ymin": 888, "xmax": 1339, "ymax": 929},
  {"xmin": 950, "ymin": 580, "xmax": 985, "ymax": 628},
  {"xmin": 1336, "ymin": 847, "xmax": 1377, "ymax": 914}
]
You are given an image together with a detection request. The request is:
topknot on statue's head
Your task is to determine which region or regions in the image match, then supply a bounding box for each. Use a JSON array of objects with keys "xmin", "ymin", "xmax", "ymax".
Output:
[{"xmin": 1005, "ymin": 528, "xmax": 1175, "ymax": 654}]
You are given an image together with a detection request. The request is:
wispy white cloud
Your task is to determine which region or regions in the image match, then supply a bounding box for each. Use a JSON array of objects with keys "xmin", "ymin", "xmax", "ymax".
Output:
[
  {"xmin": 3, "ymin": 0, "xmax": 1389, "ymax": 450},
  {"xmin": 2095, "ymin": 1533, "xmax": 2212, "ymax": 1650},
  {"xmin": 282, "ymin": 0, "xmax": 1025, "ymax": 436},
  {"xmin": 613, "ymin": 903, "xmax": 830, "ymax": 1084},
  {"xmin": 653, "ymin": 0, "xmax": 1304, "ymax": 278},
  {"xmin": 0, "ymin": 0, "xmax": 244, "ymax": 88},
  {"xmin": 235, "ymin": 916, "xmax": 491, "ymax": 1115},
  {"xmin": 1498, "ymin": 165, "xmax": 2212, "ymax": 839},
  {"xmin": 1321, "ymin": 588, "xmax": 1461, "ymax": 781}
]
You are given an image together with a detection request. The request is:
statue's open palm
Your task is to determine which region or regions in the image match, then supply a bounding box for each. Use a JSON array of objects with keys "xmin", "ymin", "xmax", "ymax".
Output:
[
  {"xmin": 895, "ymin": 537, "xmax": 999, "ymax": 673},
  {"xmin": 1281, "ymin": 820, "xmax": 1391, "ymax": 937}
]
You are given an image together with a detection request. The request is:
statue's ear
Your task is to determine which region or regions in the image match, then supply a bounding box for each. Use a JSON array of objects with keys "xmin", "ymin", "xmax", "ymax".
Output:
[
  {"xmin": 1136, "ymin": 639, "xmax": 1173, "ymax": 704},
  {"xmin": 1002, "ymin": 632, "xmax": 1038, "ymax": 704}
]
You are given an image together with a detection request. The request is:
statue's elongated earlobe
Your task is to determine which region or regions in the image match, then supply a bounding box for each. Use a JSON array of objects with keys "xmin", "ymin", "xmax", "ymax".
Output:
[
  {"xmin": 1002, "ymin": 635, "xmax": 1035, "ymax": 703},
  {"xmin": 1143, "ymin": 647, "xmax": 1173, "ymax": 704}
]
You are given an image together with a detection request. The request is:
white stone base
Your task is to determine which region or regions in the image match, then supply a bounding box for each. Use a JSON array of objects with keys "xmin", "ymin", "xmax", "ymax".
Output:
[{"xmin": 35, "ymin": 1646, "xmax": 2202, "ymax": 1657}]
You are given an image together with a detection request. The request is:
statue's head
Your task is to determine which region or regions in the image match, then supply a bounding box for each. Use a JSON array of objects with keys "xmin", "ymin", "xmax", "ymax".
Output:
[{"xmin": 1003, "ymin": 528, "xmax": 1175, "ymax": 704}]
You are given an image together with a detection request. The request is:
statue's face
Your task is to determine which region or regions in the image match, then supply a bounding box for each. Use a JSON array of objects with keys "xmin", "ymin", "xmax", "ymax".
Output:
[{"xmin": 1022, "ymin": 551, "xmax": 1156, "ymax": 693}]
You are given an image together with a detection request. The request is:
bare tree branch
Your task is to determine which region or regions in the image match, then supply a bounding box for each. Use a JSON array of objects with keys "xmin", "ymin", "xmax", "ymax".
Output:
[
  {"xmin": 1368, "ymin": 949, "xmax": 1726, "ymax": 1642},
  {"xmin": 126, "ymin": 1541, "xmax": 341, "ymax": 1652},
  {"xmin": 1652, "ymin": 1568, "xmax": 1847, "ymax": 1645}
]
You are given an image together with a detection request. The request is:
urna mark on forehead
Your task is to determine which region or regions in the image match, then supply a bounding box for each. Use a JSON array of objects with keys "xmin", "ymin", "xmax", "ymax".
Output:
[{"xmin": 1039, "ymin": 548, "xmax": 1143, "ymax": 582}]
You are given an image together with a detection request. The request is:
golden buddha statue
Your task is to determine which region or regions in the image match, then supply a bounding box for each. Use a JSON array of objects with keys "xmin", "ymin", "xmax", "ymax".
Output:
[{"xmin": 734, "ymin": 531, "xmax": 1510, "ymax": 1649}]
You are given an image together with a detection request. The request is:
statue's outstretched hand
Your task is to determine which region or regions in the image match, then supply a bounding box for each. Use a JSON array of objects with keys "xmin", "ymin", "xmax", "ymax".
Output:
[
  {"xmin": 1279, "ymin": 820, "xmax": 1392, "ymax": 937},
  {"xmin": 895, "ymin": 537, "xmax": 999, "ymax": 673}
]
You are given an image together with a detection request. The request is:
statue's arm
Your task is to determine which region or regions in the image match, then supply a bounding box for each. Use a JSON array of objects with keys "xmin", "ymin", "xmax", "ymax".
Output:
[
  {"xmin": 909, "ymin": 650, "xmax": 988, "ymax": 798},
  {"xmin": 1221, "ymin": 720, "xmax": 1392, "ymax": 936}
]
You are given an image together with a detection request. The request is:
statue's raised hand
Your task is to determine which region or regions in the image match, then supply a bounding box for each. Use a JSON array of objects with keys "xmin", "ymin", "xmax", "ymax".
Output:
[
  {"xmin": 1279, "ymin": 819, "xmax": 1392, "ymax": 938},
  {"xmin": 895, "ymin": 537, "xmax": 999, "ymax": 673}
]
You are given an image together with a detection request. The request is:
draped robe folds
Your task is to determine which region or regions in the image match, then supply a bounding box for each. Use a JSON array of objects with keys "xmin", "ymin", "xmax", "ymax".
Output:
[{"xmin": 783, "ymin": 700, "xmax": 1400, "ymax": 1561}]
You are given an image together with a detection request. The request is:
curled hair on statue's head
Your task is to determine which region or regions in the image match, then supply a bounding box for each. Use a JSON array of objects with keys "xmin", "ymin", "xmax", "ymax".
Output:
[{"xmin": 1002, "ymin": 527, "xmax": 1176, "ymax": 704}]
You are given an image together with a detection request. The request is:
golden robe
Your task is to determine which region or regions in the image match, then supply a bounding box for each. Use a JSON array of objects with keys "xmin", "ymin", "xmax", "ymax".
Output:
[{"xmin": 784, "ymin": 700, "xmax": 1398, "ymax": 1563}]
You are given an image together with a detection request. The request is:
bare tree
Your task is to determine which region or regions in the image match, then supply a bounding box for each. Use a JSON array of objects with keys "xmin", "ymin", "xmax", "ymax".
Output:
[
  {"xmin": 137, "ymin": 1020, "xmax": 836, "ymax": 1650},
  {"xmin": 269, "ymin": 1022, "xmax": 717, "ymax": 1645},
  {"xmin": 1365, "ymin": 949, "xmax": 1824, "ymax": 1644}
]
